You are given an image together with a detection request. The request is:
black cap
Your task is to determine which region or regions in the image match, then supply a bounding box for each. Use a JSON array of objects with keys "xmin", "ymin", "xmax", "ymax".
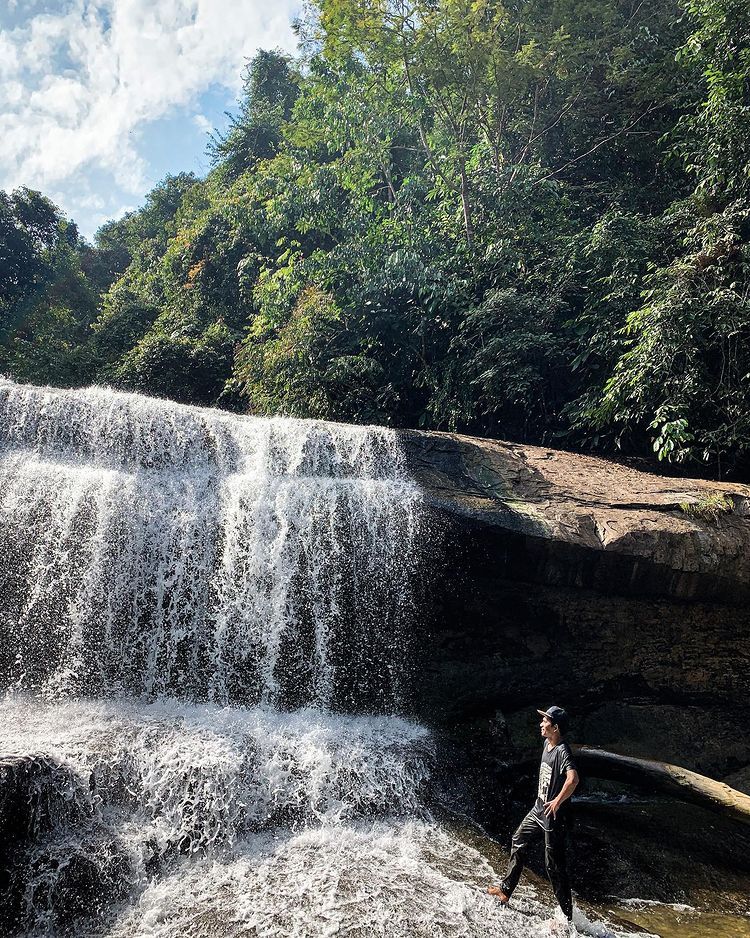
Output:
[{"xmin": 537, "ymin": 706, "xmax": 569, "ymax": 734}]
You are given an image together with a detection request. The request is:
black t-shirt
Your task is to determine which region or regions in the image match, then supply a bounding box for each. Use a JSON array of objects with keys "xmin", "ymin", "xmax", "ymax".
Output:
[{"xmin": 531, "ymin": 740, "xmax": 577, "ymax": 829}]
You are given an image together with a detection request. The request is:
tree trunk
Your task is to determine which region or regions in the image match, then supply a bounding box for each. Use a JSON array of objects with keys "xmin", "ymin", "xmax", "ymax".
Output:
[
  {"xmin": 459, "ymin": 160, "xmax": 474, "ymax": 249},
  {"xmin": 573, "ymin": 745, "xmax": 750, "ymax": 827}
]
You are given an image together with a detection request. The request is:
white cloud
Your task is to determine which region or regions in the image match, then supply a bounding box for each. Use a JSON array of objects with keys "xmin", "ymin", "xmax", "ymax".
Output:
[
  {"xmin": 0, "ymin": 33, "xmax": 21, "ymax": 77},
  {"xmin": 0, "ymin": 0, "xmax": 298, "ymax": 205},
  {"xmin": 193, "ymin": 113, "xmax": 213, "ymax": 134}
]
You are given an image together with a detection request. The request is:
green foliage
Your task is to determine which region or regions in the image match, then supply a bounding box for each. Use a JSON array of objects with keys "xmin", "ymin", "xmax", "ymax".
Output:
[
  {"xmin": 209, "ymin": 51, "xmax": 300, "ymax": 180},
  {"xmin": 579, "ymin": 0, "xmax": 750, "ymax": 473},
  {"xmin": 3, "ymin": 3, "xmax": 750, "ymax": 478},
  {"xmin": 0, "ymin": 188, "xmax": 99, "ymax": 385},
  {"xmin": 588, "ymin": 202, "xmax": 750, "ymax": 468},
  {"xmin": 233, "ymin": 285, "xmax": 345, "ymax": 418},
  {"xmin": 447, "ymin": 287, "xmax": 571, "ymax": 437},
  {"xmin": 110, "ymin": 318, "xmax": 235, "ymax": 406},
  {"xmin": 674, "ymin": 0, "xmax": 750, "ymax": 199}
]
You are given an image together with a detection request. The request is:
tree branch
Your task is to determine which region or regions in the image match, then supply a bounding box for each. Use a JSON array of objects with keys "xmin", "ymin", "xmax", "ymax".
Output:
[{"xmin": 536, "ymin": 104, "xmax": 660, "ymax": 183}]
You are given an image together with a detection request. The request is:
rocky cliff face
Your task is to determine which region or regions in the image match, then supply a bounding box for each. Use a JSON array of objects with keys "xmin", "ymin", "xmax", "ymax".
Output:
[{"xmin": 401, "ymin": 431, "xmax": 750, "ymax": 778}]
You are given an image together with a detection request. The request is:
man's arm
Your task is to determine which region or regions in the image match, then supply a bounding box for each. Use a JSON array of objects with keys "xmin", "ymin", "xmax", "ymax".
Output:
[{"xmin": 543, "ymin": 769, "xmax": 579, "ymax": 819}]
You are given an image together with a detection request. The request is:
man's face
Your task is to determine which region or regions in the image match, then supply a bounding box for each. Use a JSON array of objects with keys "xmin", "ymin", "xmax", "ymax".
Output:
[{"xmin": 540, "ymin": 716, "xmax": 556, "ymax": 739}]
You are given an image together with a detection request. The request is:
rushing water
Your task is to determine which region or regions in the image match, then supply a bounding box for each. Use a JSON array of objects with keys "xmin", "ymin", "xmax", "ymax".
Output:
[
  {"xmin": 0, "ymin": 379, "xmax": 638, "ymax": 937},
  {"xmin": 0, "ymin": 379, "xmax": 421, "ymax": 711}
]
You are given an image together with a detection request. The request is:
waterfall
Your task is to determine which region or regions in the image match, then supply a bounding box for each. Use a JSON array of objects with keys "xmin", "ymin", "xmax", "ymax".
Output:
[
  {"xmin": 0, "ymin": 379, "xmax": 633, "ymax": 937},
  {"xmin": 0, "ymin": 378, "xmax": 422, "ymax": 711}
]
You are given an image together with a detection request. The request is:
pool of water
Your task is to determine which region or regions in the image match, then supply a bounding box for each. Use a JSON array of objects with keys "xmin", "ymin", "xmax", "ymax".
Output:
[{"xmin": 607, "ymin": 902, "xmax": 750, "ymax": 938}]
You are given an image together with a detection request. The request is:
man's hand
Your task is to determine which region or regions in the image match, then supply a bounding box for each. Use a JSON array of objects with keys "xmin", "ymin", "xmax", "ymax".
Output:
[
  {"xmin": 543, "ymin": 798, "xmax": 560, "ymax": 819},
  {"xmin": 543, "ymin": 769, "xmax": 579, "ymax": 819}
]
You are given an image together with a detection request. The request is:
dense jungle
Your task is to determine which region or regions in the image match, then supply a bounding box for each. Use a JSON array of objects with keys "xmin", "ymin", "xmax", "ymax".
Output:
[{"xmin": 2, "ymin": 0, "xmax": 749, "ymax": 477}]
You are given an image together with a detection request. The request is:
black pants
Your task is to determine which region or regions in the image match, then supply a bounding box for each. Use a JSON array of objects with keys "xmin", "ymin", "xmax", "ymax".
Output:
[{"xmin": 501, "ymin": 809, "xmax": 573, "ymax": 920}]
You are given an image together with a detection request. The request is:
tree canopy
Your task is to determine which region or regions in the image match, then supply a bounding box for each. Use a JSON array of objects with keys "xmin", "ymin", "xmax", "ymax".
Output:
[{"xmin": 2, "ymin": 0, "xmax": 749, "ymax": 477}]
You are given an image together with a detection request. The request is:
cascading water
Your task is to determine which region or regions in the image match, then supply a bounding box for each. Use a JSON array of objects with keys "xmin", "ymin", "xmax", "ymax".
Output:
[
  {"xmin": 0, "ymin": 378, "xmax": 420, "ymax": 710},
  {"xmin": 0, "ymin": 379, "xmax": 635, "ymax": 937}
]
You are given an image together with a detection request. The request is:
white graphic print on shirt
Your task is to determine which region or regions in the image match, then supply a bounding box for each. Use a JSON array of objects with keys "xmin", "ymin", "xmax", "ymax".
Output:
[{"xmin": 538, "ymin": 761, "xmax": 552, "ymax": 802}]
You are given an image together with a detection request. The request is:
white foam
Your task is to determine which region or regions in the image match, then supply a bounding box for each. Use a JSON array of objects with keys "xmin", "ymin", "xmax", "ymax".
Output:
[
  {"xmin": 1, "ymin": 698, "xmax": 432, "ymax": 839},
  {"xmin": 2, "ymin": 698, "xmax": 433, "ymax": 934},
  {"xmin": 614, "ymin": 896, "xmax": 695, "ymax": 913},
  {"xmin": 102, "ymin": 821, "xmax": 561, "ymax": 938}
]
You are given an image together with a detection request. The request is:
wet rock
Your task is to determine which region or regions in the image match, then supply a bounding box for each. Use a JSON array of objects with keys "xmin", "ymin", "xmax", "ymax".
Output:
[
  {"xmin": 19, "ymin": 836, "xmax": 135, "ymax": 937},
  {"xmin": 496, "ymin": 703, "xmax": 750, "ymax": 779},
  {"xmin": 403, "ymin": 430, "xmax": 750, "ymax": 599},
  {"xmin": 0, "ymin": 754, "xmax": 89, "ymax": 851},
  {"xmin": 0, "ymin": 754, "xmax": 132, "ymax": 936},
  {"xmin": 0, "ymin": 755, "xmax": 73, "ymax": 934},
  {"xmin": 724, "ymin": 766, "xmax": 750, "ymax": 796},
  {"xmin": 572, "ymin": 799, "xmax": 750, "ymax": 910}
]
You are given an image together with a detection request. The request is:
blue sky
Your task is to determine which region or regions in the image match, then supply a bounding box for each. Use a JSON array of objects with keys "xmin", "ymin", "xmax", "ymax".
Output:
[{"xmin": 0, "ymin": 0, "xmax": 301, "ymax": 241}]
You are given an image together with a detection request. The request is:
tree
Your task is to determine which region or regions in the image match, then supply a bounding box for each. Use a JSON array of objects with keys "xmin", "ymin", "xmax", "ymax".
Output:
[
  {"xmin": 316, "ymin": 0, "xmax": 686, "ymax": 245},
  {"xmin": 209, "ymin": 50, "xmax": 300, "ymax": 179},
  {"xmin": 0, "ymin": 188, "xmax": 98, "ymax": 385},
  {"xmin": 584, "ymin": 0, "xmax": 750, "ymax": 473}
]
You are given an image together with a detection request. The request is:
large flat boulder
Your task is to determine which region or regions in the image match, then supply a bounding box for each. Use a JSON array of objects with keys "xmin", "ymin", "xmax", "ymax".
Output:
[{"xmin": 403, "ymin": 430, "xmax": 750, "ymax": 600}]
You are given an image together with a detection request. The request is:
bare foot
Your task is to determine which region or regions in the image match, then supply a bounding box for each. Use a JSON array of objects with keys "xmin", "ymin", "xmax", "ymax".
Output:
[{"xmin": 487, "ymin": 886, "xmax": 509, "ymax": 904}]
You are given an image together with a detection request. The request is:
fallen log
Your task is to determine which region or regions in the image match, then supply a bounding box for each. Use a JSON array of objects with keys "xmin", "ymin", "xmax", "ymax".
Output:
[{"xmin": 573, "ymin": 745, "xmax": 750, "ymax": 827}]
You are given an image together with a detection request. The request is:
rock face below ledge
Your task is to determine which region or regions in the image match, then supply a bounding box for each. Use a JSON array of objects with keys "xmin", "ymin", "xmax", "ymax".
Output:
[{"xmin": 399, "ymin": 431, "xmax": 750, "ymax": 776}]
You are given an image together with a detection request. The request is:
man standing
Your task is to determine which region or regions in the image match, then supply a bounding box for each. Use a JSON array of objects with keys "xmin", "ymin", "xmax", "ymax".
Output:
[{"xmin": 488, "ymin": 706, "xmax": 579, "ymax": 922}]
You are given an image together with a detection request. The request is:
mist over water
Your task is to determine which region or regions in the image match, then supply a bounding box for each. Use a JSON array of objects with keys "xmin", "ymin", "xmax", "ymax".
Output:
[{"xmin": 0, "ymin": 380, "xmax": 633, "ymax": 937}]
